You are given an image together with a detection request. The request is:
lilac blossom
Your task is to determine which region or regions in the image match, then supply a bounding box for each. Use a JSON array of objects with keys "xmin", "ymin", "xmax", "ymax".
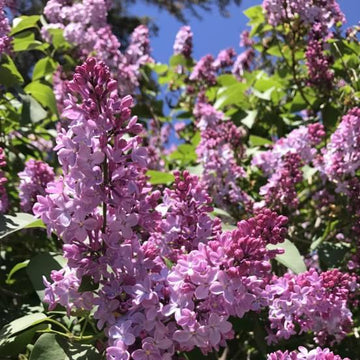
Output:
[
  {"xmin": 189, "ymin": 54, "xmax": 217, "ymax": 86},
  {"xmin": 252, "ymin": 123, "xmax": 325, "ymax": 176},
  {"xmin": 320, "ymin": 107, "xmax": 360, "ymax": 184},
  {"xmin": 266, "ymin": 269, "xmax": 357, "ymax": 345},
  {"xmin": 263, "ymin": 0, "xmax": 345, "ymax": 34},
  {"xmin": 0, "ymin": 0, "xmax": 11, "ymax": 55},
  {"xmin": 0, "ymin": 147, "xmax": 8, "ymax": 213},
  {"xmin": 173, "ymin": 25, "xmax": 193, "ymax": 58},
  {"xmin": 18, "ymin": 159, "xmax": 55, "ymax": 213},
  {"xmin": 195, "ymin": 101, "xmax": 249, "ymax": 212},
  {"xmin": 267, "ymin": 346, "xmax": 350, "ymax": 360},
  {"xmin": 306, "ymin": 25, "xmax": 334, "ymax": 89}
]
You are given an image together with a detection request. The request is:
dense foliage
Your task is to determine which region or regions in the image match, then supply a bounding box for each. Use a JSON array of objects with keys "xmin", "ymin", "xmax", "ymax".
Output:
[{"xmin": 0, "ymin": 0, "xmax": 360, "ymax": 359}]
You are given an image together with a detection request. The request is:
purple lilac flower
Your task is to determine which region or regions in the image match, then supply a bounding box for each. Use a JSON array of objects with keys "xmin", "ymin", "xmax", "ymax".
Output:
[
  {"xmin": 306, "ymin": 25, "xmax": 334, "ymax": 89},
  {"xmin": 252, "ymin": 123, "xmax": 325, "ymax": 176},
  {"xmin": 18, "ymin": 159, "xmax": 55, "ymax": 213},
  {"xmin": 0, "ymin": 0, "xmax": 12, "ymax": 55},
  {"xmin": 232, "ymin": 49, "xmax": 255, "ymax": 79},
  {"xmin": 263, "ymin": 0, "xmax": 345, "ymax": 34},
  {"xmin": 213, "ymin": 48, "xmax": 236, "ymax": 71},
  {"xmin": 0, "ymin": 147, "xmax": 8, "ymax": 213},
  {"xmin": 320, "ymin": 107, "xmax": 360, "ymax": 184},
  {"xmin": 189, "ymin": 54, "xmax": 217, "ymax": 86},
  {"xmin": 195, "ymin": 101, "xmax": 249, "ymax": 211},
  {"xmin": 145, "ymin": 171, "xmax": 214, "ymax": 262},
  {"xmin": 259, "ymin": 153, "xmax": 303, "ymax": 210},
  {"xmin": 267, "ymin": 346, "xmax": 350, "ymax": 360},
  {"xmin": 266, "ymin": 268, "xmax": 357, "ymax": 345},
  {"xmin": 173, "ymin": 25, "xmax": 193, "ymax": 58}
]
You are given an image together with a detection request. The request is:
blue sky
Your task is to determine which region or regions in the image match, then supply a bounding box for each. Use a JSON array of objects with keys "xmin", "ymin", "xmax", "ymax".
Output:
[{"xmin": 128, "ymin": 0, "xmax": 360, "ymax": 63}]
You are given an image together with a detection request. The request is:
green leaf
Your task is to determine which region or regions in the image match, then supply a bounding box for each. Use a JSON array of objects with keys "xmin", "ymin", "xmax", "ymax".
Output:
[
  {"xmin": 19, "ymin": 93, "xmax": 48, "ymax": 124},
  {"xmin": 241, "ymin": 110, "xmax": 257, "ymax": 129},
  {"xmin": 217, "ymin": 74, "xmax": 237, "ymax": 87},
  {"xmin": 169, "ymin": 144, "xmax": 197, "ymax": 165},
  {"xmin": 0, "ymin": 313, "xmax": 47, "ymax": 341},
  {"xmin": 12, "ymin": 31, "xmax": 49, "ymax": 53},
  {"xmin": 0, "ymin": 55, "xmax": 24, "ymax": 87},
  {"xmin": 6, "ymin": 259, "xmax": 30, "ymax": 285},
  {"xmin": 10, "ymin": 15, "xmax": 40, "ymax": 35},
  {"xmin": 30, "ymin": 334, "xmax": 101, "ymax": 360},
  {"xmin": 27, "ymin": 253, "xmax": 66, "ymax": 300},
  {"xmin": 267, "ymin": 239, "xmax": 306, "ymax": 274},
  {"xmin": 318, "ymin": 242, "xmax": 350, "ymax": 269},
  {"xmin": 150, "ymin": 63, "xmax": 168, "ymax": 75},
  {"xmin": 252, "ymin": 87, "xmax": 274, "ymax": 100},
  {"xmin": 32, "ymin": 57, "xmax": 58, "ymax": 81},
  {"xmin": 0, "ymin": 324, "xmax": 47, "ymax": 356},
  {"xmin": 47, "ymin": 28, "xmax": 71, "ymax": 51},
  {"xmin": 249, "ymin": 135, "xmax": 272, "ymax": 146},
  {"xmin": 146, "ymin": 170, "xmax": 175, "ymax": 185},
  {"xmin": 0, "ymin": 213, "xmax": 45, "ymax": 240},
  {"xmin": 78, "ymin": 275, "xmax": 99, "ymax": 292},
  {"xmin": 243, "ymin": 5, "xmax": 264, "ymax": 24},
  {"xmin": 214, "ymin": 83, "xmax": 247, "ymax": 110},
  {"xmin": 302, "ymin": 165, "xmax": 318, "ymax": 181},
  {"xmin": 169, "ymin": 54, "xmax": 193, "ymax": 68},
  {"xmin": 187, "ymin": 164, "xmax": 204, "ymax": 177},
  {"xmin": 25, "ymin": 81, "xmax": 58, "ymax": 115}
]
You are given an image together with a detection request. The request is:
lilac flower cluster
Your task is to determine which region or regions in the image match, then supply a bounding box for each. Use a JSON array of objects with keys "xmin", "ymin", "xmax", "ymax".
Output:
[
  {"xmin": 146, "ymin": 170, "xmax": 214, "ymax": 262},
  {"xmin": 189, "ymin": 54, "xmax": 217, "ymax": 86},
  {"xmin": 263, "ymin": 0, "xmax": 345, "ymax": 34},
  {"xmin": 320, "ymin": 107, "xmax": 360, "ymax": 185},
  {"xmin": 34, "ymin": 57, "xmax": 302, "ymax": 359},
  {"xmin": 266, "ymin": 268, "xmax": 356, "ymax": 345},
  {"xmin": 0, "ymin": 147, "xmax": 8, "ymax": 213},
  {"xmin": 18, "ymin": 159, "xmax": 55, "ymax": 213},
  {"xmin": 0, "ymin": 0, "xmax": 11, "ymax": 55},
  {"xmin": 195, "ymin": 101, "xmax": 250, "ymax": 211},
  {"xmin": 305, "ymin": 25, "xmax": 334, "ymax": 89},
  {"xmin": 259, "ymin": 152, "xmax": 303, "ymax": 210},
  {"xmin": 252, "ymin": 123, "xmax": 325, "ymax": 176},
  {"xmin": 43, "ymin": 0, "xmax": 153, "ymax": 96},
  {"xmin": 213, "ymin": 47, "xmax": 236, "ymax": 71},
  {"xmin": 268, "ymin": 346, "xmax": 350, "ymax": 360},
  {"xmin": 232, "ymin": 31, "xmax": 255, "ymax": 80},
  {"xmin": 173, "ymin": 25, "xmax": 193, "ymax": 58}
]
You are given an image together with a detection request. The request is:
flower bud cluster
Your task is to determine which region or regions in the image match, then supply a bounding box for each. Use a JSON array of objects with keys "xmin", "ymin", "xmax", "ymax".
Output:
[{"xmin": 0, "ymin": 147, "xmax": 8, "ymax": 213}]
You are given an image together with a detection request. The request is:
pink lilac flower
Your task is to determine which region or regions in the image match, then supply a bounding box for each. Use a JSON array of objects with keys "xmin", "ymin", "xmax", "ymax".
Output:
[
  {"xmin": 145, "ymin": 171, "xmax": 214, "ymax": 262},
  {"xmin": 259, "ymin": 152, "xmax": 303, "ymax": 210},
  {"xmin": 266, "ymin": 268, "xmax": 357, "ymax": 345},
  {"xmin": 0, "ymin": 0, "xmax": 12, "ymax": 55},
  {"xmin": 195, "ymin": 101, "xmax": 250, "ymax": 211},
  {"xmin": 263, "ymin": 0, "xmax": 345, "ymax": 34},
  {"xmin": 252, "ymin": 123, "xmax": 325, "ymax": 176},
  {"xmin": 320, "ymin": 107, "xmax": 360, "ymax": 184},
  {"xmin": 306, "ymin": 25, "xmax": 334, "ymax": 89},
  {"xmin": 18, "ymin": 159, "xmax": 55, "ymax": 213},
  {"xmin": 189, "ymin": 54, "xmax": 217, "ymax": 86},
  {"xmin": 232, "ymin": 49, "xmax": 254, "ymax": 79},
  {"xmin": 0, "ymin": 147, "xmax": 8, "ymax": 213},
  {"xmin": 267, "ymin": 346, "xmax": 350, "ymax": 360},
  {"xmin": 173, "ymin": 25, "xmax": 193, "ymax": 58},
  {"xmin": 213, "ymin": 48, "xmax": 236, "ymax": 71}
]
